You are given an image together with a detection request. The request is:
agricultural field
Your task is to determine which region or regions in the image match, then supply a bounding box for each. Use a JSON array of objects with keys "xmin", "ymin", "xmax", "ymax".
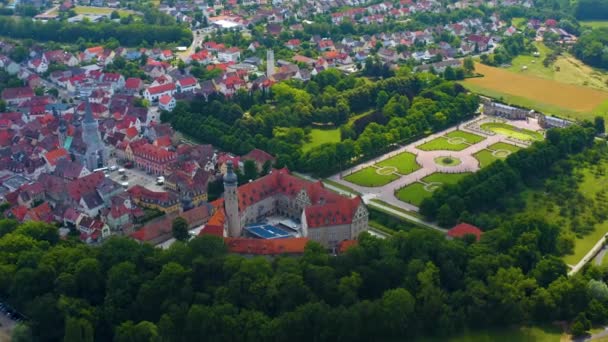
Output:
[
  {"xmin": 507, "ymin": 42, "xmax": 608, "ymax": 92},
  {"xmin": 396, "ymin": 172, "xmax": 471, "ymax": 206},
  {"xmin": 302, "ymin": 128, "xmax": 341, "ymax": 152},
  {"xmin": 343, "ymin": 166, "xmax": 399, "ymax": 187},
  {"xmin": 417, "ymin": 130, "xmax": 485, "ymax": 151},
  {"xmin": 474, "ymin": 142, "xmax": 520, "ymax": 168},
  {"xmin": 480, "ymin": 122, "xmax": 543, "ymax": 141},
  {"xmin": 463, "ymin": 63, "xmax": 608, "ymax": 121},
  {"xmin": 376, "ymin": 152, "xmax": 421, "ymax": 175}
]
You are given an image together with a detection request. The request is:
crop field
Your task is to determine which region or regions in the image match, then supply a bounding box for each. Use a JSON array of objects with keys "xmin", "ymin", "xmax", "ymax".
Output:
[
  {"xmin": 480, "ymin": 122, "xmax": 543, "ymax": 141},
  {"xmin": 376, "ymin": 152, "xmax": 420, "ymax": 175},
  {"xmin": 463, "ymin": 63, "xmax": 608, "ymax": 121},
  {"xmin": 343, "ymin": 166, "xmax": 399, "ymax": 187},
  {"xmin": 581, "ymin": 20, "xmax": 608, "ymax": 29}
]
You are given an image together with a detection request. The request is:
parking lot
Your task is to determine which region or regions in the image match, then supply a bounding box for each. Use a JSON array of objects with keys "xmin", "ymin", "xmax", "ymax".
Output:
[{"xmin": 105, "ymin": 161, "xmax": 165, "ymax": 192}]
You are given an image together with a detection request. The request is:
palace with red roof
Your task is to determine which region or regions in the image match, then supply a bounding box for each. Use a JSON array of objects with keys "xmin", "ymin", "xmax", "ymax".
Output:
[{"xmin": 203, "ymin": 162, "xmax": 369, "ymax": 249}]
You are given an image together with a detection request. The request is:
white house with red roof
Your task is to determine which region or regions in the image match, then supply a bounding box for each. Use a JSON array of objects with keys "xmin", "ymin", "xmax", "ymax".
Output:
[
  {"xmin": 143, "ymin": 82, "xmax": 176, "ymax": 102},
  {"xmin": 176, "ymin": 77, "xmax": 199, "ymax": 93},
  {"xmin": 158, "ymin": 94, "xmax": 176, "ymax": 112},
  {"xmin": 27, "ymin": 58, "xmax": 48, "ymax": 74},
  {"xmin": 218, "ymin": 47, "xmax": 241, "ymax": 63}
]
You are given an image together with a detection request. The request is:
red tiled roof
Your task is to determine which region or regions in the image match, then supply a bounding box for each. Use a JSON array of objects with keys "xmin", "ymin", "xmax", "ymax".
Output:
[
  {"xmin": 147, "ymin": 83, "xmax": 175, "ymax": 95},
  {"xmin": 337, "ymin": 239, "xmax": 358, "ymax": 254},
  {"xmin": 2, "ymin": 87, "xmax": 34, "ymax": 100},
  {"xmin": 125, "ymin": 77, "xmax": 142, "ymax": 89},
  {"xmin": 178, "ymin": 77, "xmax": 197, "ymax": 87},
  {"xmin": 11, "ymin": 205, "xmax": 28, "ymax": 221},
  {"xmin": 242, "ymin": 148, "xmax": 275, "ymax": 165},
  {"xmin": 225, "ymin": 237, "xmax": 309, "ymax": 255},
  {"xmin": 448, "ymin": 223, "xmax": 482, "ymax": 241},
  {"xmin": 44, "ymin": 148, "xmax": 69, "ymax": 166},
  {"xmin": 159, "ymin": 94, "xmax": 173, "ymax": 105},
  {"xmin": 125, "ymin": 126, "xmax": 138, "ymax": 139}
]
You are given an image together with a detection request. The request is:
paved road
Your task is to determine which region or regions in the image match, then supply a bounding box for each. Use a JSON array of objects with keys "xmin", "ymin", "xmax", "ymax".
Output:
[
  {"xmin": 178, "ymin": 29, "xmax": 207, "ymax": 61},
  {"xmin": 569, "ymin": 234, "xmax": 608, "ymax": 276},
  {"xmin": 328, "ymin": 115, "xmax": 534, "ymax": 213},
  {"xmin": 595, "ymin": 247, "xmax": 608, "ymax": 266}
]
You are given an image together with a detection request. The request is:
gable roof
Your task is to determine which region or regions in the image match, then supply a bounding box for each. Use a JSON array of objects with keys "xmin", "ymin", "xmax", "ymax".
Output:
[{"xmin": 448, "ymin": 223, "xmax": 482, "ymax": 241}]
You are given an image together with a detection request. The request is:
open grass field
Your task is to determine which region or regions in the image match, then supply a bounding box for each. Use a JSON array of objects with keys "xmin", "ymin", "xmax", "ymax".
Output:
[
  {"xmin": 343, "ymin": 167, "xmax": 399, "ymax": 187},
  {"xmin": 376, "ymin": 152, "xmax": 420, "ymax": 175},
  {"xmin": 474, "ymin": 142, "xmax": 521, "ymax": 168},
  {"xmin": 463, "ymin": 63, "xmax": 608, "ymax": 121},
  {"xmin": 581, "ymin": 20, "xmax": 608, "ymax": 29},
  {"xmin": 302, "ymin": 128, "xmax": 341, "ymax": 152},
  {"xmin": 71, "ymin": 6, "xmax": 135, "ymax": 16},
  {"xmin": 480, "ymin": 122, "xmax": 543, "ymax": 141},
  {"xmin": 397, "ymin": 172, "xmax": 472, "ymax": 206},
  {"xmin": 417, "ymin": 325, "xmax": 564, "ymax": 342}
]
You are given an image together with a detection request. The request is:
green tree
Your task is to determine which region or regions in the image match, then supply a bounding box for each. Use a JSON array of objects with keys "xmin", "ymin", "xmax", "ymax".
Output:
[
  {"xmin": 63, "ymin": 317, "xmax": 94, "ymax": 342},
  {"xmin": 463, "ymin": 57, "xmax": 475, "ymax": 74},
  {"xmin": 115, "ymin": 321, "xmax": 160, "ymax": 342},
  {"xmin": 594, "ymin": 116, "xmax": 605, "ymax": 134},
  {"xmin": 11, "ymin": 323, "xmax": 32, "ymax": 342},
  {"xmin": 243, "ymin": 160, "xmax": 258, "ymax": 182},
  {"xmin": 172, "ymin": 217, "xmax": 189, "ymax": 241}
]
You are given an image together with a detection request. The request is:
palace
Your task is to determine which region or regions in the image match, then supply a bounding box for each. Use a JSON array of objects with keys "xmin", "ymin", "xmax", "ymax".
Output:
[{"xmin": 204, "ymin": 162, "xmax": 369, "ymax": 249}]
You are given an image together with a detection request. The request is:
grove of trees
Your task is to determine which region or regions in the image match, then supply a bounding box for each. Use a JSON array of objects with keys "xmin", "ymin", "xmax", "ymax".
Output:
[
  {"xmin": 162, "ymin": 72, "xmax": 478, "ymax": 177},
  {"xmin": 2, "ymin": 216, "xmax": 608, "ymax": 341}
]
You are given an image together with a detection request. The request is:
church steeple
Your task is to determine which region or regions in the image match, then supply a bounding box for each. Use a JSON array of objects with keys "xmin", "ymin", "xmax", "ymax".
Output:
[
  {"xmin": 224, "ymin": 161, "xmax": 241, "ymax": 237},
  {"xmin": 81, "ymin": 95, "xmax": 107, "ymax": 171}
]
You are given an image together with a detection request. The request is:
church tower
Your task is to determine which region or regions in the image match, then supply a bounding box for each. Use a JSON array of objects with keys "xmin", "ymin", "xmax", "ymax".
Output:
[
  {"xmin": 54, "ymin": 108, "xmax": 67, "ymax": 148},
  {"xmin": 82, "ymin": 97, "xmax": 107, "ymax": 171},
  {"xmin": 266, "ymin": 49, "xmax": 275, "ymax": 79},
  {"xmin": 223, "ymin": 160, "xmax": 241, "ymax": 237}
]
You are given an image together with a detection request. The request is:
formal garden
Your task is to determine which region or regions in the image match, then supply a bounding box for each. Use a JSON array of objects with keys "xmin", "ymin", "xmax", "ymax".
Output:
[
  {"xmin": 417, "ymin": 130, "xmax": 486, "ymax": 151},
  {"xmin": 395, "ymin": 172, "xmax": 471, "ymax": 206},
  {"xmin": 474, "ymin": 142, "xmax": 521, "ymax": 168},
  {"xmin": 343, "ymin": 152, "xmax": 420, "ymax": 187},
  {"xmin": 480, "ymin": 122, "xmax": 543, "ymax": 141}
]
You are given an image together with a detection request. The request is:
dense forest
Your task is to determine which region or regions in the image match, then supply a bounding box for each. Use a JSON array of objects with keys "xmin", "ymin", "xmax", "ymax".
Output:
[
  {"xmin": 0, "ymin": 16, "xmax": 191, "ymax": 47},
  {"xmin": 574, "ymin": 0, "xmax": 608, "ymax": 20},
  {"xmin": 162, "ymin": 72, "xmax": 478, "ymax": 177},
  {"xmin": 572, "ymin": 27, "xmax": 608, "ymax": 69},
  {"xmin": 3, "ymin": 217, "xmax": 608, "ymax": 341}
]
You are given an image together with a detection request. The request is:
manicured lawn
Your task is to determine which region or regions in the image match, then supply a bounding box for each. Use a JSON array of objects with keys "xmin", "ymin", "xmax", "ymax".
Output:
[
  {"xmin": 434, "ymin": 156, "xmax": 462, "ymax": 167},
  {"xmin": 343, "ymin": 167, "xmax": 399, "ymax": 187},
  {"xmin": 488, "ymin": 142, "xmax": 521, "ymax": 152},
  {"xmin": 396, "ymin": 173, "xmax": 472, "ymax": 206},
  {"xmin": 396, "ymin": 183, "xmax": 431, "ymax": 206},
  {"xmin": 417, "ymin": 131, "xmax": 485, "ymax": 151},
  {"xmin": 445, "ymin": 130, "xmax": 485, "ymax": 144},
  {"xmin": 417, "ymin": 325, "xmax": 564, "ymax": 342},
  {"xmin": 463, "ymin": 62, "xmax": 608, "ymax": 121},
  {"xmin": 474, "ymin": 142, "xmax": 521, "ymax": 168},
  {"xmin": 480, "ymin": 122, "xmax": 543, "ymax": 141},
  {"xmin": 417, "ymin": 137, "xmax": 469, "ymax": 151},
  {"xmin": 474, "ymin": 150, "xmax": 500, "ymax": 168},
  {"xmin": 302, "ymin": 128, "xmax": 341, "ymax": 152},
  {"xmin": 423, "ymin": 172, "xmax": 471, "ymax": 184},
  {"xmin": 322, "ymin": 179, "xmax": 361, "ymax": 195},
  {"xmin": 376, "ymin": 152, "xmax": 421, "ymax": 175}
]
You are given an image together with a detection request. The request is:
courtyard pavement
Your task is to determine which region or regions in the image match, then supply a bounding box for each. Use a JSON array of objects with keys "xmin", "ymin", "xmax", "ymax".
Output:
[{"xmin": 329, "ymin": 115, "xmax": 541, "ymax": 212}]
